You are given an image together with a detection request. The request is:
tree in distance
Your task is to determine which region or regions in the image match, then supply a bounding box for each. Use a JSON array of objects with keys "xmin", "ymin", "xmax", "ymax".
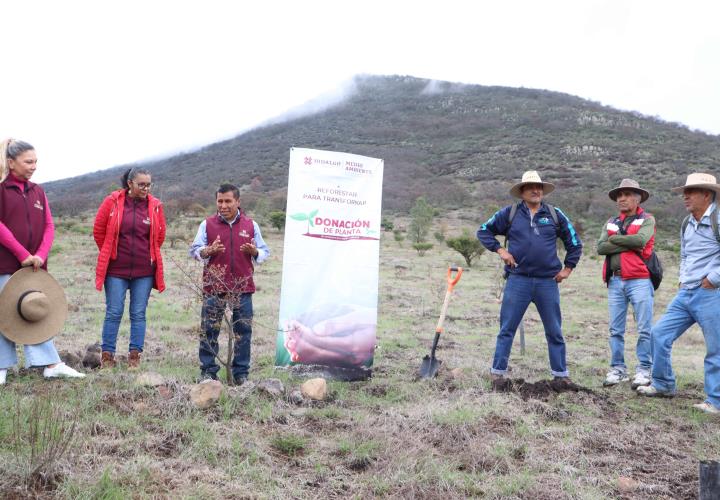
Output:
[
  {"xmin": 412, "ymin": 242, "xmax": 433, "ymax": 256},
  {"xmin": 408, "ymin": 197, "xmax": 434, "ymax": 244},
  {"xmin": 268, "ymin": 211, "xmax": 286, "ymax": 232},
  {"xmin": 446, "ymin": 230, "xmax": 485, "ymax": 267}
]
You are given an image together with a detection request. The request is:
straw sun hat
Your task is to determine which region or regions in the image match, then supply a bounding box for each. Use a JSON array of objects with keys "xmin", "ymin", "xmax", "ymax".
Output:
[
  {"xmin": 0, "ymin": 268, "xmax": 68, "ymax": 344},
  {"xmin": 509, "ymin": 171, "xmax": 555, "ymax": 198}
]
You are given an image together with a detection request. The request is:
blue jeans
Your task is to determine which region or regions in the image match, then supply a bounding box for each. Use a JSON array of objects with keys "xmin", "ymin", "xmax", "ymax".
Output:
[
  {"xmin": 651, "ymin": 287, "xmax": 720, "ymax": 407},
  {"xmin": 101, "ymin": 276, "xmax": 154, "ymax": 353},
  {"xmin": 607, "ymin": 277, "xmax": 654, "ymax": 373},
  {"xmin": 492, "ymin": 274, "xmax": 568, "ymax": 377},
  {"xmin": 0, "ymin": 274, "xmax": 61, "ymax": 369},
  {"xmin": 199, "ymin": 293, "xmax": 253, "ymax": 381}
]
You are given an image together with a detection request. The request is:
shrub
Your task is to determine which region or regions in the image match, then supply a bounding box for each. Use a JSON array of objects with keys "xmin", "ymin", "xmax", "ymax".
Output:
[
  {"xmin": 446, "ymin": 230, "xmax": 485, "ymax": 267},
  {"xmin": 268, "ymin": 211, "xmax": 286, "ymax": 231},
  {"xmin": 412, "ymin": 242, "xmax": 433, "ymax": 256}
]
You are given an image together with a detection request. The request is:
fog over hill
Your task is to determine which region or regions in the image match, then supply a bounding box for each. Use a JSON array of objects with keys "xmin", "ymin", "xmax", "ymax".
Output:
[{"xmin": 46, "ymin": 75, "xmax": 720, "ymax": 239}]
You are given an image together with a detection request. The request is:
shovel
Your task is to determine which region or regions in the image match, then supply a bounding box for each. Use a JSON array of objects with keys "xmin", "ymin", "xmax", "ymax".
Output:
[{"xmin": 419, "ymin": 265, "xmax": 463, "ymax": 379}]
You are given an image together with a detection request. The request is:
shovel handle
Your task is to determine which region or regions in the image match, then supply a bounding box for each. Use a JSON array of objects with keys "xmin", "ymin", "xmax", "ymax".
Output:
[
  {"xmin": 436, "ymin": 266, "xmax": 463, "ymax": 333},
  {"xmin": 447, "ymin": 266, "xmax": 463, "ymax": 291}
]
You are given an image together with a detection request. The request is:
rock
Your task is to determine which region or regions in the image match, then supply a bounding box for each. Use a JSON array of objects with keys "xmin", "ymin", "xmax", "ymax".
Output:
[
  {"xmin": 82, "ymin": 351, "xmax": 102, "ymax": 369},
  {"xmin": 257, "ymin": 378, "xmax": 285, "ymax": 398},
  {"xmin": 289, "ymin": 390, "xmax": 304, "ymax": 405},
  {"xmin": 135, "ymin": 371, "xmax": 166, "ymax": 387},
  {"xmin": 157, "ymin": 385, "xmax": 172, "ymax": 400},
  {"xmin": 85, "ymin": 343, "xmax": 101, "ymax": 353},
  {"xmin": 190, "ymin": 380, "xmax": 223, "ymax": 409},
  {"xmin": 300, "ymin": 378, "xmax": 327, "ymax": 401},
  {"xmin": 617, "ymin": 476, "xmax": 639, "ymax": 493},
  {"xmin": 59, "ymin": 350, "xmax": 83, "ymax": 369}
]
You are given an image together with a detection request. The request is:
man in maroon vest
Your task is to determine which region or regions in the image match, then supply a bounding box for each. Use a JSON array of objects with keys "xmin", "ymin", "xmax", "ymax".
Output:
[
  {"xmin": 597, "ymin": 179, "xmax": 656, "ymax": 389},
  {"xmin": 189, "ymin": 183, "xmax": 270, "ymax": 383}
]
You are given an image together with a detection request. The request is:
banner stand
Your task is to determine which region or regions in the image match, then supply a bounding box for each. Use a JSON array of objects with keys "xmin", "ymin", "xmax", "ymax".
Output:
[{"xmin": 275, "ymin": 148, "xmax": 384, "ymax": 380}]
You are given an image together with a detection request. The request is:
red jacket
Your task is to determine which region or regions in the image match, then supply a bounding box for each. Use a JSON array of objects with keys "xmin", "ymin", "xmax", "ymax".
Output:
[
  {"xmin": 93, "ymin": 190, "xmax": 166, "ymax": 291},
  {"xmin": 601, "ymin": 207, "xmax": 654, "ymax": 281}
]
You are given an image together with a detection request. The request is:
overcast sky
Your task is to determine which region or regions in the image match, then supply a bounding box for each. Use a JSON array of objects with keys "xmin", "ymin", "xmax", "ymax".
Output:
[{"xmin": 3, "ymin": 0, "xmax": 719, "ymax": 183}]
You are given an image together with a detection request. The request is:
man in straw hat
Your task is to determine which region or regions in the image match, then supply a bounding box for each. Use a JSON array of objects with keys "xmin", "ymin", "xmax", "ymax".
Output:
[
  {"xmin": 0, "ymin": 138, "xmax": 85, "ymax": 385},
  {"xmin": 597, "ymin": 179, "xmax": 656, "ymax": 388},
  {"xmin": 637, "ymin": 173, "xmax": 720, "ymax": 414},
  {"xmin": 477, "ymin": 170, "xmax": 583, "ymax": 381}
]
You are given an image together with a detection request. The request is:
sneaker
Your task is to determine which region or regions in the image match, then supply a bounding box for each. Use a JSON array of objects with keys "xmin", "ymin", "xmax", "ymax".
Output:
[
  {"xmin": 603, "ymin": 368, "xmax": 629, "ymax": 386},
  {"xmin": 636, "ymin": 385, "xmax": 674, "ymax": 397},
  {"xmin": 631, "ymin": 371, "xmax": 651, "ymax": 389},
  {"xmin": 43, "ymin": 362, "xmax": 86, "ymax": 379},
  {"xmin": 692, "ymin": 402, "xmax": 720, "ymax": 414},
  {"xmin": 101, "ymin": 351, "xmax": 116, "ymax": 369},
  {"xmin": 128, "ymin": 350, "xmax": 141, "ymax": 370},
  {"xmin": 0, "ymin": 369, "xmax": 6, "ymax": 385}
]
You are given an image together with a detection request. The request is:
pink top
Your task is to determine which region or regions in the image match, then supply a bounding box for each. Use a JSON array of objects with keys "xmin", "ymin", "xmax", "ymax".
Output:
[{"xmin": 0, "ymin": 173, "xmax": 55, "ymax": 263}]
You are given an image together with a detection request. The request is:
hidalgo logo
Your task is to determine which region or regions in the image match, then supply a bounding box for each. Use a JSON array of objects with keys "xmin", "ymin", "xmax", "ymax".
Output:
[
  {"xmin": 238, "ymin": 229, "xmax": 250, "ymax": 238},
  {"xmin": 304, "ymin": 156, "xmax": 312, "ymax": 165}
]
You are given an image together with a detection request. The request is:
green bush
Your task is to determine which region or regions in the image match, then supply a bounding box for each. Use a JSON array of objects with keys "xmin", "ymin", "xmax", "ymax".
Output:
[
  {"xmin": 412, "ymin": 242, "xmax": 433, "ymax": 256},
  {"xmin": 446, "ymin": 230, "xmax": 485, "ymax": 267}
]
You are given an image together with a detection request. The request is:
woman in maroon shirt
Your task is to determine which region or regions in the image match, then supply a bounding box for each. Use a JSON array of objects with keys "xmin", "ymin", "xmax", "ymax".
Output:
[
  {"xmin": 93, "ymin": 167, "xmax": 166, "ymax": 369},
  {"xmin": 0, "ymin": 138, "xmax": 85, "ymax": 384}
]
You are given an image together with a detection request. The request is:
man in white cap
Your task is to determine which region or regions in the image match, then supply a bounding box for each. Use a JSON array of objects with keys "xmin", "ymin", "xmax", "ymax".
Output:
[
  {"xmin": 598, "ymin": 179, "xmax": 656, "ymax": 388},
  {"xmin": 637, "ymin": 173, "xmax": 720, "ymax": 414},
  {"xmin": 477, "ymin": 170, "xmax": 583, "ymax": 380}
]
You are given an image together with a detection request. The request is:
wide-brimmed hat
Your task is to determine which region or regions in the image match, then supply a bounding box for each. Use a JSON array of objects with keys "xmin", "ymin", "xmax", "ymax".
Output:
[
  {"xmin": 671, "ymin": 173, "xmax": 720, "ymax": 195},
  {"xmin": 0, "ymin": 268, "xmax": 68, "ymax": 344},
  {"xmin": 509, "ymin": 170, "xmax": 555, "ymax": 198},
  {"xmin": 608, "ymin": 178, "xmax": 650, "ymax": 203}
]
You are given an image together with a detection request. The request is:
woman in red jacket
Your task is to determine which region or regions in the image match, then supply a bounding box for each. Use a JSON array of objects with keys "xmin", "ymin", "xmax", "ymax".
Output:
[{"xmin": 93, "ymin": 167, "xmax": 166, "ymax": 369}]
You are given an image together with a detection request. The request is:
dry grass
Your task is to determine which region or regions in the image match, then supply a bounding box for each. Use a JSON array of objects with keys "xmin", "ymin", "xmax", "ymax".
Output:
[{"xmin": 0, "ymin": 214, "xmax": 718, "ymax": 498}]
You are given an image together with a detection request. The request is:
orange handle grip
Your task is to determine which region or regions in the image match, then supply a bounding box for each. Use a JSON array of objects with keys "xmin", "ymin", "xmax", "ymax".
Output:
[{"xmin": 446, "ymin": 266, "xmax": 463, "ymax": 292}]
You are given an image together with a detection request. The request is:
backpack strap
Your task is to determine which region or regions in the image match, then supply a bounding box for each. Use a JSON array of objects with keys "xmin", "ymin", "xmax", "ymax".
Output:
[
  {"xmin": 681, "ymin": 210, "xmax": 720, "ymax": 245},
  {"xmin": 504, "ymin": 202, "xmax": 521, "ymax": 248}
]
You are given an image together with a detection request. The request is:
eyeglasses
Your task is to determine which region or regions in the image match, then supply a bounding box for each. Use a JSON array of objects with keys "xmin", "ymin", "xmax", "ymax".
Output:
[{"xmin": 132, "ymin": 181, "xmax": 153, "ymax": 190}]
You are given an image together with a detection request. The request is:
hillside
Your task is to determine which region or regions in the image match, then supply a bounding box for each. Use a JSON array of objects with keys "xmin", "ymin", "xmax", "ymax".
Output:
[{"xmin": 45, "ymin": 75, "xmax": 720, "ymax": 237}]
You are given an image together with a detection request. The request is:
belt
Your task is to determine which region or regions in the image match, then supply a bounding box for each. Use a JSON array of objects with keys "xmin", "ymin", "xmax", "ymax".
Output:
[{"xmin": 612, "ymin": 270, "xmax": 622, "ymax": 276}]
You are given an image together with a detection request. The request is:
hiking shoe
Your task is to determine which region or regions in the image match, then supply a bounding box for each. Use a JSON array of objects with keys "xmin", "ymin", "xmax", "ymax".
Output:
[
  {"xmin": 636, "ymin": 385, "xmax": 674, "ymax": 398},
  {"xmin": 603, "ymin": 368, "xmax": 629, "ymax": 386},
  {"xmin": 101, "ymin": 351, "xmax": 116, "ymax": 369},
  {"xmin": 43, "ymin": 363, "xmax": 86, "ymax": 379},
  {"xmin": 631, "ymin": 371, "xmax": 651, "ymax": 389},
  {"xmin": 0, "ymin": 369, "xmax": 6, "ymax": 385},
  {"xmin": 128, "ymin": 350, "xmax": 141, "ymax": 370},
  {"xmin": 692, "ymin": 402, "xmax": 720, "ymax": 414}
]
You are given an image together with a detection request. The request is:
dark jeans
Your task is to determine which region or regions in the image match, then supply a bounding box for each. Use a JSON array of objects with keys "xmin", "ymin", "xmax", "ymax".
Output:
[
  {"xmin": 199, "ymin": 293, "xmax": 253, "ymax": 381},
  {"xmin": 491, "ymin": 274, "xmax": 568, "ymax": 377}
]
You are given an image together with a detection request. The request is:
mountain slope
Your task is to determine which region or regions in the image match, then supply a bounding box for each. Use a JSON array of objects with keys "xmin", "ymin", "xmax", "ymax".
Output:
[{"xmin": 46, "ymin": 75, "xmax": 720, "ymax": 233}]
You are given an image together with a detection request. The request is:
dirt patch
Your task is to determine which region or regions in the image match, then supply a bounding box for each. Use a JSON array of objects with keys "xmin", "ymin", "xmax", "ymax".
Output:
[{"xmin": 491, "ymin": 377, "xmax": 593, "ymax": 400}]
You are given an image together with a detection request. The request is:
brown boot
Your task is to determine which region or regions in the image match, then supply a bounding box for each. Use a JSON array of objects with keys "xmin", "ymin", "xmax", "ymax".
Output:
[
  {"xmin": 101, "ymin": 351, "xmax": 116, "ymax": 369},
  {"xmin": 128, "ymin": 349, "xmax": 141, "ymax": 370}
]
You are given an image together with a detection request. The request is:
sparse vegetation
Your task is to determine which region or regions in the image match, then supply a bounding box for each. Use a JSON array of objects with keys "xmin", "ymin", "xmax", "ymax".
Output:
[{"xmin": 0, "ymin": 219, "xmax": 716, "ymax": 498}]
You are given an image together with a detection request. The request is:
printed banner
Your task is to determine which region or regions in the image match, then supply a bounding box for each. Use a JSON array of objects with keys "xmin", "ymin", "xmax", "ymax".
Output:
[{"xmin": 275, "ymin": 148, "xmax": 384, "ymax": 371}]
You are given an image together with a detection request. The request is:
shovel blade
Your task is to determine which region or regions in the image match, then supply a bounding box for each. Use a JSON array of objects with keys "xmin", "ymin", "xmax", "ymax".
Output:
[{"xmin": 419, "ymin": 355, "xmax": 441, "ymax": 379}]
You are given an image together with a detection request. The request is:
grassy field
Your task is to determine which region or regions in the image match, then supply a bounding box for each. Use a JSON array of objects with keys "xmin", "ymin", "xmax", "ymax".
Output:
[{"xmin": 1, "ymin": 214, "xmax": 718, "ymax": 499}]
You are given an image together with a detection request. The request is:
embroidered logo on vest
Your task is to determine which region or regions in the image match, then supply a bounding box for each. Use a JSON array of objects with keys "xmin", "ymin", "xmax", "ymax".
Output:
[
  {"xmin": 143, "ymin": 217, "xmax": 151, "ymax": 225},
  {"xmin": 33, "ymin": 200, "xmax": 44, "ymax": 210},
  {"xmin": 239, "ymin": 229, "xmax": 250, "ymax": 238}
]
